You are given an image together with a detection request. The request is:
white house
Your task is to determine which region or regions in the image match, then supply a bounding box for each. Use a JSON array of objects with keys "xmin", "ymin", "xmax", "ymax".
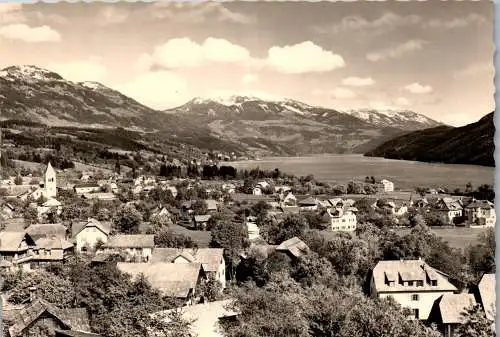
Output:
[
  {"xmin": 379, "ymin": 179, "xmax": 395, "ymax": 192},
  {"xmin": 37, "ymin": 198, "xmax": 62, "ymax": 217},
  {"xmin": 323, "ymin": 207, "xmax": 357, "ymax": 232},
  {"xmin": 436, "ymin": 198, "xmax": 463, "ymax": 225},
  {"xmin": 72, "ymin": 218, "xmax": 112, "ymax": 252},
  {"xmin": 465, "ymin": 200, "xmax": 496, "ymax": 227},
  {"xmin": 370, "ymin": 259, "xmax": 458, "ymax": 321},
  {"xmin": 74, "ymin": 183, "xmax": 101, "ymax": 195},
  {"xmin": 245, "ymin": 216, "xmax": 260, "ymax": 241}
]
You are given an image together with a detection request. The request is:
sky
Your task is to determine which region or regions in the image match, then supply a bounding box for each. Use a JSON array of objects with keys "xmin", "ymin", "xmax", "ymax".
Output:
[{"xmin": 0, "ymin": 1, "xmax": 494, "ymax": 126}]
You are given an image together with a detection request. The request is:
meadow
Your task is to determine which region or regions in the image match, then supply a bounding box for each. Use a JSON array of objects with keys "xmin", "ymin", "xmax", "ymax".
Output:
[
  {"xmin": 396, "ymin": 227, "xmax": 489, "ymax": 250},
  {"xmin": 227, "ymin": 154, "xmax": 495, "ymax": 191}
]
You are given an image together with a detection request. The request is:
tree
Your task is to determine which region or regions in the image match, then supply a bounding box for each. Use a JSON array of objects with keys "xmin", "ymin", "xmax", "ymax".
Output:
[
  {"xmin": 154, "ymin": 230, "xmax": 196, "ymax": 249},
  {"xmin": 113, "ymin": 204, "xmax": 142, "ymax": 234},
  {"xmin": 23, "ymin": 206, "xmax": 38, "ymax": 226},
  {"xmin": 264, "ymin": 214, "xmax": 309, "ymax": 245},
  {"xmin": 151, "ymin": 310, "xmax": 195, "ymax": 337},
  {"xmin": 14, "ymin": 175, "xmax": 23, "ymax": 185},
  {"xmin": 455, "ymin": 304, "xmax": 495, "ymax": 337},
  {"xmin": 468, "ymin": 228, "xmax": 495, "ymax": 278},
  {"xmin": 191, "ymin": 200, "xmax": 208, "ymax": 216},
  {"xmin": 210, "ymin": 219, "xmax": 248, "ymax": 281}
]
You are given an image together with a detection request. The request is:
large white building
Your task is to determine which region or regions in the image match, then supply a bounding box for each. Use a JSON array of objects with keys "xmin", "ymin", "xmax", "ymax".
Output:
[{"xmin": 370, "ymin": 259, "xmax": 458, "ymax": 321}]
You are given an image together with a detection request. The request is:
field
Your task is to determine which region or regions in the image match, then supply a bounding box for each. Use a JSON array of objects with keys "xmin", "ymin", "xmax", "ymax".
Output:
[
  {"xmin": 396, "ymin": 227, "xmax": 489, "ymax": 250},
  {"xmin": 226, "ymin": 154, "xmax": 494, "ymax": 190},
  {"xmin": 13, "ymin": 159, "xmax": 44, "ymax": 171}
]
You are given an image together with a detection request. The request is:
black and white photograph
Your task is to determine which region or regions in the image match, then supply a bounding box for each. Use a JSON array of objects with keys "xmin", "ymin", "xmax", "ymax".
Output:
[{"xmin": 0, "ymin": 1, "xmax": 496, "ymax": 336}]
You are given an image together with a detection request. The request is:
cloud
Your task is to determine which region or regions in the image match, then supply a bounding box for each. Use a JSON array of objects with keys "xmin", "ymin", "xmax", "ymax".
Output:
[
  {"xmin": 150, "ymin": 2, "xmax": 254, "ymax": 25},
  {"xmin": 395, "ymin": 97, "xmax": 411, "ymax": 107},
  {"xmin": 265, "ymin": 41, "xmax": 345, "ymax": 74},
  {"xmin": 331, "ymin": 87, "xmax": 356, "ymax": 99},
  {"xmin": 242, "ymin": 73, "xmax": 259, "ymax": 84},
  {"xmin": 114, "ymin": 71, "xmax": 190, "ymax": 110},
  {"xmin": 97, "ymin": 6, "xmax": 129, "ymax": 25},
  {"xmin": 424, "ymin": 13, "xmax": 487, "ymax": 29},
  {"xmin": 316, "ymin": 12, "xmax": 421, "ymax": 35},
  {"xmin": 45, "ymin": 60, "xmax": 107, "ymax": 82},
  {"xmin": 342, "ymin": 77, "xmax": 375, "ymax": 87},
  {"xmin": 0, "ymin": 24, "xmax": 61, "ymax": 43},
  {"xmin": 0, "ymin": 4, "xmax": 25, "ymax": 24},
  {"xmin": 404, "ymin": 82, "xmax": 433, "ymax": 94},
  {"xmin": 454, "ymin": 62, "xmax": 494, "ymax": 78},
  {"xmin": 144, "ymin": 37, "xmax": 251, "ymax": 70},
  {"xmin": 366, "ymin": 40, "xmax": 426, "ymax": 62}
]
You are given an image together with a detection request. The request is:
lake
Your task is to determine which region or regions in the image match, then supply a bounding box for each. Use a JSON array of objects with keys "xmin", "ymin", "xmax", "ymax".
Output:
[{"xmin": 224, "ymin": 154, "xmax": 494, "ymax": 190}]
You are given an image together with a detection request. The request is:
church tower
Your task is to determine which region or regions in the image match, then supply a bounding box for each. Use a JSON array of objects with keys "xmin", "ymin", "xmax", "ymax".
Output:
[{"xmin": 44, "ymin": 162, "xmax": 57, "ymax": 198}]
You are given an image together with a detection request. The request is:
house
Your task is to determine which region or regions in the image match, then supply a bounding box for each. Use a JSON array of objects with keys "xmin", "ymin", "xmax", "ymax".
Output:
[
  {"xmin": 369, "ymin": 259, "xmax": 458, "ymax": 321},
  {"xmin": 252, "ymin": 181, "xmax": 270, "ymax": 195},
  {"xmin": 378, "ymin": 200, "xmax": 408, "ymax": 216},
  {"xmin": 222, "ymin": 183, "xmax": 236, "ymax": 194},
  {"xmin": 151, "ymin": 247, "xmax": 226, "ymax": 289},
  {"xmin": 26, "ymin": 223, "xmax": 67, "ymax": 240},
  {"xmin": 73, "ymin": 183, "xmax": 101, "ymax": 195},
  {"xmin": 379, "ymin": 179, "xmax": 394, "ymax": 192},
  {"xmin": 166, "ymin": 186, "xmax": 178, "ymax": 198},
  {"xmin": 2, "ymin": 298, "xmax": 92, "ymax": 337},
  {"xmin": 474, "ymin": 273, "xmax": 496, "ymax": 321},
  {"xmin": 193, "ymin": 215, "xmax": 212, "ymax": 230},
  {"xmin": 0, "ymin": 231, "xmax": 36, "ymax": 272},
  {"xmin": 117, "ymin": 262, "xmax": 206, "ymax": 304},
  {"xmin": 37, "ymin": 197, "xmax": 63, "ymax": 217},
  {"xmin": 323, "ymin": 207, "xmax": 357, "ymax": 232},
  {"xmin": 428, "ymin": 293, "xmax": 476, "ymax": 337},
  {"xmin": 98, "ymin": 234, "xmax": 155, "ymax": 262},
  {"xmin": 281, "ymin": 191, "xmax": 297, "ymax": 207},
  {"xmin": 1, "ymin": 203, "xmax": 15, "ymax": 219},
  {"xmin": 151, "ymin": 207, "xmax": 173, "ymax": 222},
  {"xmin": 30, "ymin": 236, "xmax": 75, "ymax": 267},
  {"xmin": 298, "ymin": 197, "xmax": 319, "ymax": 211},
  {"xmin": 464, "ymin": 200, "xmax": 496, "ymax": 227},
  {"xmin": 72, "ymin": 218, "xmax": 112, "ymax": 252},
  {"xmin": 205, "ymin": 199, "xmax": 219, "ymax": 213},
  {"xmin": 435, "ymin": 198, "xmax": 463, "ymax": 224},
  {"xmin": 82, "ymin": 193, "xmax": 117, "ymax": 201},
  {"xmin": 150, "ymin": 299, "xmax": 239, "ymax": 337},
  {"xmin": 245, "ymin": 216, "xmax": 260, "ymax": 241},
  {"xmin": 275, "ymin": 237, "xmax": 309, "ymax": 259}
]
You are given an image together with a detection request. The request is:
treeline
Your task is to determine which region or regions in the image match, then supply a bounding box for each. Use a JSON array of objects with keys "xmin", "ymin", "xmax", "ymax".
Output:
[{"xmin": 159, "ymin": 163, "xmax": 238, "ymax": 179}]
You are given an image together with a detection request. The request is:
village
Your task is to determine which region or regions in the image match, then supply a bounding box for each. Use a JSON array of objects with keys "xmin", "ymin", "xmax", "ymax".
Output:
[{"xmin": 0, "ymin": 161, "xmax": 495, "ymax": 337}]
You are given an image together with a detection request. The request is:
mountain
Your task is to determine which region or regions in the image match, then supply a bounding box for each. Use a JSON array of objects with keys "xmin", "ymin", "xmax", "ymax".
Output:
[
  {"xmin": 0, "ymin": 65, "xmax": 186, "ymax": 131},
  {"xmin": 0, "ymin": 65, "xmax": 443, "ymax": 157},
  {"xmin": 343, "ymin": 108, "xmax": 442, "ymax": 131},
  {"xmin": 364, "ymin": 112, "xmax": 495, "ymax": 167},
  {"xmin": 165, "ymin": 95, "xmax": 443, "ymax": 156}
]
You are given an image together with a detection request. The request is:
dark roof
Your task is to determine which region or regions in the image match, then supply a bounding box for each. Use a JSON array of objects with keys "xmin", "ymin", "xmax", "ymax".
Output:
[
  {"xmin": 298, "ymin": 197, "xmax": 318, "ymax": 206},
  {"xmin": 26, "ymin": 223, "xmax": 67, "ymax": 240},
  {"xmin": 72, "ymin": 218, "xmax": 112, "ymax": 237},
  {"xmin": 4, "ymin": 299, "xmax": 90, "ymax": 337}
]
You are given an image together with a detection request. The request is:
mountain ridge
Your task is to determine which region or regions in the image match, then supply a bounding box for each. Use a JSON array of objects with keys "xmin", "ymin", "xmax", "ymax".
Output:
[
  {"xmin": 364, "ymin": 112, "xmax": 495, "ymax": 167},
  {"xmin": 1, "ymin": 64, "xmax": 444, "ymax": 157}
]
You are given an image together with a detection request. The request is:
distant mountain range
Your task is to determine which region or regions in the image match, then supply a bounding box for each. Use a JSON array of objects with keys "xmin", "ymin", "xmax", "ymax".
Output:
[
  {"xmin": 365, "ymin": 112, "xmax": 495, "ymax": 167},
  {"xmin": 0, "ymin": 65, "xmax": 445, "ymax": 157}
]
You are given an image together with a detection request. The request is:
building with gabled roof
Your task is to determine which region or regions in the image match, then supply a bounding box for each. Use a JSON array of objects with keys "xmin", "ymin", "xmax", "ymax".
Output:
[
  {"xmin": 117, "ymin": 262, "xmax": 206, "ymax": 304},
  {"xmin": 26, "ymin": 223, "xmax": 67, "ymax": 241},
  {"xmin": 151, "ymin": 247, "xmax": 226, "ymax": 288},
  {"xmin": 465, "ymin": 200, "xmax": 496, "ymax": 227},
  {"xmin": 476, "ymin": 273, "xmax": 496, "ymax": 321},
  {"xmin": 99, "ymin": 234, "xmax": 154, "ymax": 262},
  {"xmin": 0, "ymin": 231, "xmax": 36, "ymax": 272},
  {"xmin": 275, "ymin": 237, "xmax": 309, "ymax": 259},
  {"xmin": 369, "ymin": 259, "xmax": 458, "ymax": 321},
  {"xmin": 435, "ymin": 198, "xmax": 463, "ymax": 224},
  {"xmin": 72, "ymin": 218, "xmax": 112, "ymax": 252},
  {"xmin": 2, "ymin": 298, "xmax": 92, "ymax": 337},
  {"xmin": 428, "ymin": 293, "xmax": 477, "ymax": 337}
]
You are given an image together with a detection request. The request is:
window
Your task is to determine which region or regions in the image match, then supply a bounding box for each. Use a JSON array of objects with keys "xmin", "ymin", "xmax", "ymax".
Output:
[
  {"xmin": 430, "ymin": 280, "xmax": 437, "ymax": 286},
  {"xmin": 416, "ymin": 280, "xmax": 423, "ymax": 287},
  {"xmin": 412, "ymin": 309, "xmax": 419, "ymax": 319},
  {"xmin": 388, "ymin": 281, "xmax": 395, "ymax": 287},
  {"xmin": 408, "ymin": 281, "xmax": 414, "ymax": 286},
  {"xmin": 411, "ymin": 294, "xmax": 419, "ymax": 301}
]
